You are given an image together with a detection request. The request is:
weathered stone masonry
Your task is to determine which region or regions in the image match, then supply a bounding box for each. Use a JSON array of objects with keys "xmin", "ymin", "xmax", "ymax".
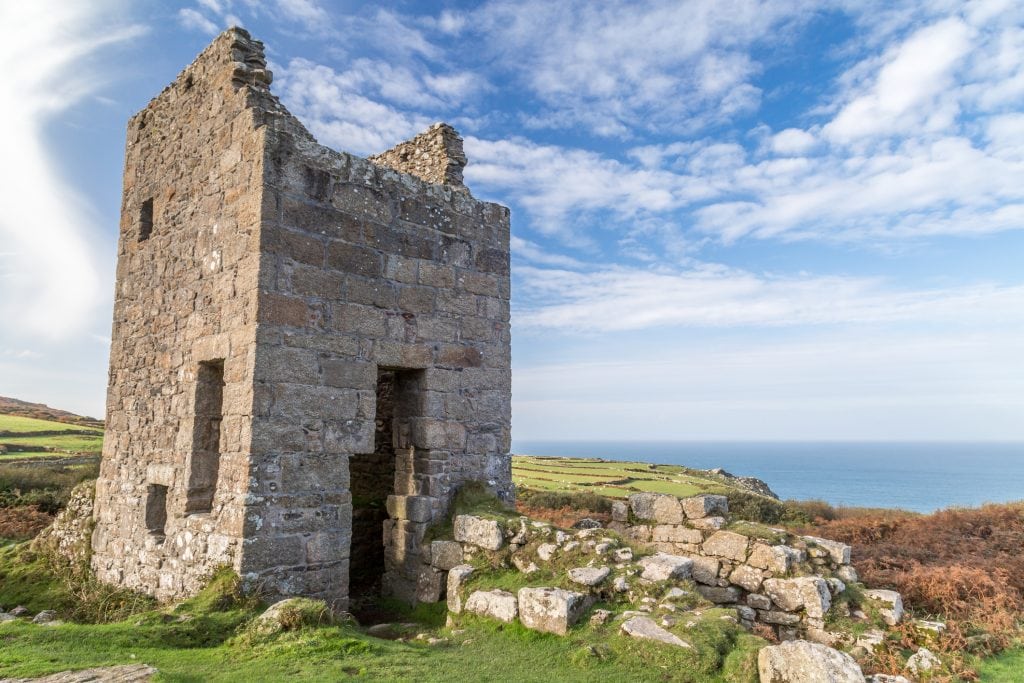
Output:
[{"xmin": 91, "ymin": 28, "xmax": 512, "ymax": 610}]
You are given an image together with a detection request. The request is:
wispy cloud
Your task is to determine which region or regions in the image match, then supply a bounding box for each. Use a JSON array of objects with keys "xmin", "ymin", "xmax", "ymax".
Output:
[
  {"xmin": 515, "ymin": 262, "xmax": 1024, "ymax": 332},
  {"xmin": 0, "ymin": 0, "xmax": 144, "ymax": 341}
]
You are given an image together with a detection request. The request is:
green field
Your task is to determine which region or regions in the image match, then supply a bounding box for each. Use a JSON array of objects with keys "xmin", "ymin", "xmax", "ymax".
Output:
[
  {"xmin": 0, "ymin": 415, "xmax": 103, "ymax": 459},
  {"xmin": 512, "ymin": 455, "xmax": 735, "ymax": 499}
]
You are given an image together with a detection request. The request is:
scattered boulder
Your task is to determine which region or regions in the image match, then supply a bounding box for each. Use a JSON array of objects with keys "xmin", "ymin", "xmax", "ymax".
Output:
[
  {"xmin": 31, "ymin": 610, "xmax": 58, "ymax": 624},
  {"xmin": 590, "ymin": 609, "xmax": 613, "ymax": 626},
  {"xmin": 637, "ymin": 553, "xmax": 693, "ymax": 581},
  {"xmin": 620, "ymin": 616, "xmax": 691, "ymax": 648},
  {"xmin": 696, "ymin": 586, "xmax": 741, "ymax": 604},
  {"xmin": 864, "ymin": 589, "xmax": 903, "ymax": 626},
  {"xmin": 464, "ymin": 589, "xmax": 518, "ymax": 622},
  {"xmin": 611, "ymin": 501, "xmax": 629, "ymax": 522},
  {"xmin": 836, "ymin": 565, "xmax": 859, "ymax": 583},
  {"xmin": 612, "ymin": 547, "xmax": 633, "ymax": 562},
  {"xmin": 454, "ymin": 515, "xmax": 504, "ymax": 551},
  {"xmin": 517, "ymin": 587, "xmax": 588, "ymax": 635},
  {"xmin": 253, "ymin": 598, "xmax": 332, "ymax": 635},
  {"xmin": 536, "ymin": 543, "xmax": 557, "ymax": 561},
  {"xmin": 758, "ymin": 640, "xmax": 865, "ymax": 683},
  {"xmin": 567, "ymin": 566, "xmax": 610, "ymax": 587},
  {"xmin": 416, "ymin": 566, "xmax": 445, "ymax": 603},
  {"xmin": 906, "ymin": 647, "xmax": 941, "ymax": 676}
]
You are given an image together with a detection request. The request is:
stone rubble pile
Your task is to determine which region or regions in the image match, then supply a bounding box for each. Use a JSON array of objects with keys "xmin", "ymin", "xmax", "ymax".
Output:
[{"xmin": 412, "ymin": 491, "xmax": 927, "ymax": 682}]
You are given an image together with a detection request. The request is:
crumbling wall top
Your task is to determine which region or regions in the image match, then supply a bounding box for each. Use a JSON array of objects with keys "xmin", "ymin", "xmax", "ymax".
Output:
[{"xmin": 369, "ymin": 123, "xmax": 469, "ymax": 192}]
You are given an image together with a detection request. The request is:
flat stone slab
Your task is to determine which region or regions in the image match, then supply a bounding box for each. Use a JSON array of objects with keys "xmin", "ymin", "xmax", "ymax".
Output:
[
  {"xmin": 567, "ymin": 566, "xmax": 610, "ymax": 587},
  {"xmin": 637, "ymin": 552, "xmax": 693, "ymax": 581},
  {"xmin": 0, "ymin": 664, "xmax": 158, "ymax": 682},
  {"xmin": 864, "ymin": 589, "xmax": 904, "ymax": 626},
  {"xmin": 620, "ymin": 616, "xmax": 691, "ymax": 648}
]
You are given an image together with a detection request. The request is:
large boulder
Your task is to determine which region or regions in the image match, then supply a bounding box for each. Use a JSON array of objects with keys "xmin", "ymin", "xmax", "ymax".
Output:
[
  {"xmin": 690, "ymin": 556, "xmax": 721, "ymax": 585},
  {"xmin": 628, "ymin": 493, "xmax": 684, "ymax": 524},
  {"xmin": 637, "ymin": 553, "xmax": 693, "ymax": 581},
  {"xmin": 758, "ymin": 640, "xmax": 865, "ymax": 682},
  {"xmin": 454, "ymin": 515, "xmax": 504, "ymax": 551},
  {"xmin": 464, "ymin": 589, "xmax": 518, "ymax": 622},
  {"xmin": 518, "ymin": 587, "xmax": 588, "ymax": 635}
]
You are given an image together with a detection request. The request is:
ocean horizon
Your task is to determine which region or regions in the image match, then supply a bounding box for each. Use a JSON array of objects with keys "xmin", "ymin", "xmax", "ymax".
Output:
[{"xmin": 510, "ymin": 440, "xmax": 1024, "ymax": 513}]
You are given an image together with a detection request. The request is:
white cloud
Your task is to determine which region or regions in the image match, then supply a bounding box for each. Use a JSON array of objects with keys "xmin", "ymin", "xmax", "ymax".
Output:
[
  {"xmin": 515, "ymin": 262, "xmax": 1024, "ymax": 332},
  {"xmin": 825, "ymin": 18, "xmax": 975, "ymax": 144},
  {"xmin": 275, "ymin": 0, "xmax": 328, "ymax": 27},
  {"xmin": 178, "ymin": 8, "xmax": 219, "ymax": 35},
  {"xmin": 474, "ymin": 0, "xmax": 814, "ymax": 136},
  {"xmin": 0, "ymin": 0, "xmax": 144, "ymax": 341},
  {"xmin": 771, "ymin": 128, "xmax": 817, "ymax": 155}
]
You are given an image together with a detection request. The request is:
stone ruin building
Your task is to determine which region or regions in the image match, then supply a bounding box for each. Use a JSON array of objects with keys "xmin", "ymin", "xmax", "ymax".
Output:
[{"xmin": 90, "ymin": 28, "xmax": 512, "ymax": 610}]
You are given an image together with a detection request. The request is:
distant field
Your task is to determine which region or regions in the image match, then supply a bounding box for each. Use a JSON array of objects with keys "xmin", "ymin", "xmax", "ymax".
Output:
[
  {"xmin": 0, "ymin": 415, "xmax": 103, "ymax": 459},
  {"xmin": 512, "ymin": 455, "xmax": 733, "ymax": 499},
  {"xmin": 0, "ymin": 415, "xmax": 102, "ymax": 435}
]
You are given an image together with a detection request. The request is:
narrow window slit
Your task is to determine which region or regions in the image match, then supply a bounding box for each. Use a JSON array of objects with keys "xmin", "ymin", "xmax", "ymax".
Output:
[
  {"xmin": 139, "ymin": 198, "xmax": 154, "ymax": 242},
  {"xmin": 186, "ymin": 359, "xmax": 225, "ymax": 514}
]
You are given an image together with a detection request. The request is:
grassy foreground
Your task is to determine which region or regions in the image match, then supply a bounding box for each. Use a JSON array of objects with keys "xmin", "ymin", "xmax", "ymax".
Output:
[{"xmin": 0, "ymin": 542, "xmax": 761, "ymax": 683}]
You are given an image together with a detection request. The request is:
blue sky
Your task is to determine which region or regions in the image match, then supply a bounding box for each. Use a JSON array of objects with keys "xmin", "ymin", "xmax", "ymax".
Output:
[{"xmin": 1, "ymin": 0, "xmax": 1023, "ymax": 441}]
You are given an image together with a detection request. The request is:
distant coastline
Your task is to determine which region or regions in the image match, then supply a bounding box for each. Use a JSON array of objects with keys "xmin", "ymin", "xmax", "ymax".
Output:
[{"xmin": 511, "ymin": 440, "xmax": 1024, "ymax": 513}]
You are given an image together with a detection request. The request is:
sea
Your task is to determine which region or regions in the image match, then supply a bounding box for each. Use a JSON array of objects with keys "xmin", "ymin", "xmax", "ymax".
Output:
[{"xmin": 510, "ymin": 440, "xmax": 1024, "ymax": 513}]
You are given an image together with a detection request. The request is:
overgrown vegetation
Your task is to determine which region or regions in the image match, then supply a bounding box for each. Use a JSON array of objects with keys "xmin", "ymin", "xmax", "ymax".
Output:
[
  {"xmin": 799, "ymin": 501, "xmax": 1024, "ymax": 680},
  {"xmin": 0, "ymin": 461, "xmax": 99, "ymax": 514}
]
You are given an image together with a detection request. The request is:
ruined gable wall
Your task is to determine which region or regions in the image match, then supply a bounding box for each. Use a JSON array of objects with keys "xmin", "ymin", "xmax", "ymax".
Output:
[
  {"xmin": 369, "ymin": 123, "xmax": 468, "ymax": 189},
  {"xmin": 240, "ymin": 111, "xmax": 512, "ymax": 607},
  {"xmin": 91, "ymin": 29, "xmax": 271, "ymax": 599}
]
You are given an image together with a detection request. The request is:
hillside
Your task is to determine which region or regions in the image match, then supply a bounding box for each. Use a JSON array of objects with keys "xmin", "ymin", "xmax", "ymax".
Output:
[{"xmin": 0, "ymin": 396, "xmax": 103, "ymax": 430}]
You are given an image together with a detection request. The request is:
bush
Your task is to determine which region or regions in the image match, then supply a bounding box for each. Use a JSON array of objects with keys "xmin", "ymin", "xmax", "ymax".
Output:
[{"xmin": 0, "ymin": 461, "xmax": 98, "ymax": 512}]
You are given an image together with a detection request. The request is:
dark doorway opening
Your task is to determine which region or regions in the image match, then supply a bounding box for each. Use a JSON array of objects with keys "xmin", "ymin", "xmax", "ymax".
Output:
[
  {"xmin": 186, "ymin": 359, "xmax": 224, "ymax": 514},
  {"xmin": 349, "ymin": 367, "xmax": 421, "ymax": 617}
]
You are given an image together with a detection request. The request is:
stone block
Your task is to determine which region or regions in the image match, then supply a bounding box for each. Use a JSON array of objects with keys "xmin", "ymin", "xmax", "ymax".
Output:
[
  {"xmin": 864, "ymin": 589, "xmax": 903, "ymax": 625},
  {"xmin": 518, "ymin": 587, "xmax": 588, "ymax": 635},
  {"xmin": 453, "ymin": 515, "xmax": 504, "ymax": 551},
  {"xmin": 728, "ymin": 564, "xmax": 764, "ymax": 593},
  {"xmin": 611, "ymin": 501, "xmax": 629, "ymax": 522},
  {"xmin": 567, "ymin": 566, "xmax": 610, "ymax": 587},
  {"xmin": 802, "ymin": 536, "xmax": 852, "ymax": 565},
  {"xmin": 763, "ymin": 577, "xmax": 832, "ymax": 618},
  {"xmin": 464, "ymin": 589, "xmax": 518, "ymax": 622},
  {"xmin": 701, "ymin": 531, "xmax": 749, "ymax": 561},
  {"xmin": 747, "ymin": 543, "xmax": 794, "ymax": 574},
  {"xmin": 682, "ymin": 495, "xmax": 729, "ymax": 519},
  {"xmin": 628, "ymin": 493, "xmax": 683, "ymax": 524},
  {"xmin": 637, "ymin": 553, "xmax": 693, "ymax": 581},
  {"xmin": 652, "ymin": 525, "xmax": 703, "ymax": 544},
  {"xmin": 690, "ymin": 556, "xmax": 721, "ymax": 586},
  {"xmin": 430, "ymin": 540, "xmax": 463, "ymax": 570},
  {"xmin": 386, "ymin": 495, "xmax": 434, "ymax": 523},
  {"xmin": 696, "ymin": 586, "xmax": 741, "ymax": 604},
  {"xmin": 758, "ymin": 641, "xmax": 865, "ymax": 683},
  {"xmin": 446, "ymin": 564, "xmax": 474, "ymax": 613},
  {"xmin": 416, "ymin": 566, "xmax": 445, "ymax": 603}
]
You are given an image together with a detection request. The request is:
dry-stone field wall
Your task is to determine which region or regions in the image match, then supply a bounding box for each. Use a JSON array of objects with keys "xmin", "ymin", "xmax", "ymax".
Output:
[{"xmin": 91, "ymin": 27, "xmax": 512, "ymax": 610}]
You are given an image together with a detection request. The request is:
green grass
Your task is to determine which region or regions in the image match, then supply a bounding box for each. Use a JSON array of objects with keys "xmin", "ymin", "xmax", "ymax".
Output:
[
  {"xmin": 1, "ymin": 434, "xmax": 104, "ymax": 454},
  {"xmin": 977, "ymin": 648, "xmax": 1024, "ymax": 681},
  {"xmin": 0, "ymin": 415, "xmax": 102, "ymax": 435},
  {"xmin": 512, "ymin": 456, "xmax": 734, "ymax": 500}
]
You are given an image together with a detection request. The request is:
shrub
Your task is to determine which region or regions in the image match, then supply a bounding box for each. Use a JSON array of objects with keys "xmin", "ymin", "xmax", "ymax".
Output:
[{"xmin": 517, "ymin": 488, "xmax": 612, "ymax": 514}]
